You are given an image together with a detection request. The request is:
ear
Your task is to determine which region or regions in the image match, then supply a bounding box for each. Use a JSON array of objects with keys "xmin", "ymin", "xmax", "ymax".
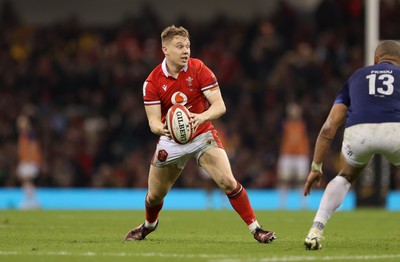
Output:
[
  {"xmin": 374, "ymin": 55, "xmax": 379, "ymax": 64},
  {"xmin": 162, "ymin": 45, "xmax": 167, "ymax": 55}
]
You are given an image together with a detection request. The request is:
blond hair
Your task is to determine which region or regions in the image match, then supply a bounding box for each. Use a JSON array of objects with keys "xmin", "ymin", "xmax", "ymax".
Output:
[{"xmin": 161, "ymin": 25, "xmax": 189, "ymax": 45}]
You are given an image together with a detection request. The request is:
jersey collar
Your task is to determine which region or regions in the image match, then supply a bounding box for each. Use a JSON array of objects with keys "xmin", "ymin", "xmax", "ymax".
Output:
[{"xmin": 161, "ymin": 58, "xmax": 188, "ymax": 78}]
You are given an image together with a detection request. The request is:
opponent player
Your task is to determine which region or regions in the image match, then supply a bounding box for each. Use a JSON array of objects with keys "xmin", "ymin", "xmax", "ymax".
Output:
[
  {"xmin": 124, "ymin": 25, "xmax": 276, "ymax": 243},
  {"xmin": 304, "ymin": 40, "xmax": 400, "ymax": 250}
]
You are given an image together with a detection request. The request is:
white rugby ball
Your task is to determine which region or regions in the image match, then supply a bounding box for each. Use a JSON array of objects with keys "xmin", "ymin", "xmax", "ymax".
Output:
[{"xmin": 166, "ymin": 105, "xmax": 192, "ymax": 144}]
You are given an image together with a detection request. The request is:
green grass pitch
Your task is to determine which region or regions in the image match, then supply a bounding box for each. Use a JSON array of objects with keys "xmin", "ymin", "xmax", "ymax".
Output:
[{"xmin": 0, "ymin": 209, "xmax": 399, "ymax": 262}]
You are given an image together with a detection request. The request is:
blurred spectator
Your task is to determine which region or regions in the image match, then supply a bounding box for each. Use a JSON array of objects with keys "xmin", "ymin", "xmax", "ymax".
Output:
[
  {"xmin": 15, "ymin": 106, "xmax": 44, "ymax": 209},
  {"xmin": 277, "ymin": 103, "xmax": 310, "ymax": 209}
]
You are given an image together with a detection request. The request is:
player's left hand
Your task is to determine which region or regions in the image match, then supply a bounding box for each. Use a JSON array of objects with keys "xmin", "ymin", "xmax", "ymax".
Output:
[
  {"xmin": 189, "ymin": 113, "xmax": 206, "ymax": 133},
  {"xmin": 304, "ymin": 170, "xmax": 323, "ymax": 196}
]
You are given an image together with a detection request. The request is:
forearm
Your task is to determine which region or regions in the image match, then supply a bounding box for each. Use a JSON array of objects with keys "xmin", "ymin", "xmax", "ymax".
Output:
[
  {"xmin": 148, "ymin": 119, "xmax": 165, "ymax": 136},
  {"xmin": 312, "ymin": 134, "xmax": 333, "ymax": 164},
  {"xmin": 312, "ymin": 104, "xmax": 346, "ymax": 166},
  {"xmin": 201, "ymin": 99, "xmax": 226, "ymax": 121},
  {"xmin": 145, "ymin": 105, "xmax": 167, "ymax": 137}
]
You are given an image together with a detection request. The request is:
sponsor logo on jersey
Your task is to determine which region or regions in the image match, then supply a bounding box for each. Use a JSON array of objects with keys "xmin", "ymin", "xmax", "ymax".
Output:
[{"xmin": 171, "ymin": 92, "xmax": 188, "ymax": 105}]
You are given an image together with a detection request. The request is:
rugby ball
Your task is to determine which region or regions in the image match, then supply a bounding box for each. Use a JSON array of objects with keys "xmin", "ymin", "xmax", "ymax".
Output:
[{"xmin": 166, "ymin": 105, "xmax": 192, "ymax": 144}]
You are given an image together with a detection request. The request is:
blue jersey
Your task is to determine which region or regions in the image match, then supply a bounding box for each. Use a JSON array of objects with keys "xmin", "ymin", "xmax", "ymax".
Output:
[{"xmin": 334, "ymin": 62, "xmax": 400, "ymax": 127}]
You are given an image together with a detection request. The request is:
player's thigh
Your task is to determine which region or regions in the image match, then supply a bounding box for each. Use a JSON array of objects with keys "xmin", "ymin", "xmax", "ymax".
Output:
[
  {"xmin": 198, "ymin": 147, "xmax": 236, "ymax": 193},
  {"xmin": 147, "ymin": 164, "xmax": 182, "ymax": 201},
  {"xmin": 152, "ymin": 136, "xmax": 190, "ymax": 169},
  {"xmin": 378, "ymin": 123, "xmax": 400, "ymax": 166},
  {"xmin": 338, "ymin": 153, "xmax": 365, "ymax": 183},
  {"xmin": 344, "ymin": 123, "xmax": 400, "ymax": 164},
  {"xmin": 342, "ymin": 125, "xmax": 376, "ymax": 167}
]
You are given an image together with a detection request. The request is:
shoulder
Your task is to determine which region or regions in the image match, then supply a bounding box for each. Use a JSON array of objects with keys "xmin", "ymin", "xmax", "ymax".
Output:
[
  {"xmin": 189, "ymin": 58, "xmax": 204, "ymax": 65},
  {"xmin": 346, "ymin": 65, "xmax": 374, "ymax": 83},
  {"xmin": 353, "ymin": 65, "xmax": 372, "ymax": 76},
  {"xmin": 353, "ymin": 63, "xmax": 400, "ymax": 75},
  {"xmin": 188, "ymin": 58, "xmax": 215, "ymax": 78},
  {"xmin": 146, "ymin": 64, "xmax": 164, "ymax": 83},
  {"xmin": 143, "ymin": 64, "xmax": 163, "ymax": 97},
  {"xmin": 189, "ymin": 58, "xmax": 206, "ymax": 70},
  {"xmin": 349, "ymin": 63, "xmax": 400, "ymax": 81}
]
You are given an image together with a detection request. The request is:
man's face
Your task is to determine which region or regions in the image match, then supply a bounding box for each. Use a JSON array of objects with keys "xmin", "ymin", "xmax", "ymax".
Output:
[{"xmin": 163, "ymin": 36, "xmax": 190, "ymax": 68}]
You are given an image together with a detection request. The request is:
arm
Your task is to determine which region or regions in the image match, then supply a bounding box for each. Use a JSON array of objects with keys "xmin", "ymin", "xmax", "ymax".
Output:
[
  {"xmin": 190, "ymin": 87, "xmax": 226, "ymax": 130},
  {"xmin": 144, "ymin": 104, "xmax": 170, "ymax": 138},
  {"xmin": 304, "ymin": 103, "xmax": 348, "ymax": 196}
]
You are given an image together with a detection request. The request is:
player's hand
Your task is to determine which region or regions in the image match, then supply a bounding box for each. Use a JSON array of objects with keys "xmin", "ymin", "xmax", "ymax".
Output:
[
  {"xmin": 162, "ymin": 122, "xmax": 171, "ymax": 139},
  {"xmin": 189, "ymin": 113, "xmax": 206, "ymax": 133},
  {"xmin": 304, "ymin": 170, "xmax": 323, "ymax": 196}
]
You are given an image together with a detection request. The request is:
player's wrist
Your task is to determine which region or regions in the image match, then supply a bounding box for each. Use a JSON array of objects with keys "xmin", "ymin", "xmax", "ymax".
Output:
[{"xmin": 311, "ymin": 161, "xmax": 323, "ymax": 172}]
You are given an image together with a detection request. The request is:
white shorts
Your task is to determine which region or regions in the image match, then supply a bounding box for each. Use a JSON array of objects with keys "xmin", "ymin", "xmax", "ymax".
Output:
[
  {"xmin": 342, "ymin": 123, "xmax": 400, "ymax": 167},
  {"xmin": 152, "ymin": 130, "xmax": 223, "ymax": 169},
  {"xmin": 17, "ymin": 162, "xmax": 40, "ymax": 179},
  {"xmin": 277, "ymin": 154, "xmax": 309, "ymax": 181}
]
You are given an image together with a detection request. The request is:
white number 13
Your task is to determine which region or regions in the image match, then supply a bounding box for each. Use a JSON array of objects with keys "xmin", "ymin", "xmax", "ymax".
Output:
[{"xmin": 366, "ymin": 73, "xmax": 394, "ymax": 95}]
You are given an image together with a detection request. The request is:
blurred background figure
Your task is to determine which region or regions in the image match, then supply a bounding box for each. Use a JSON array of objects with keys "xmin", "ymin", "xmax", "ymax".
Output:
[
  {"xmin": 16, "ymin": 108, "xmax": 44, "ymax": 209},
  {"xmin": 277, "ymin": 103, "xmax": 310, "ymax": 209}
]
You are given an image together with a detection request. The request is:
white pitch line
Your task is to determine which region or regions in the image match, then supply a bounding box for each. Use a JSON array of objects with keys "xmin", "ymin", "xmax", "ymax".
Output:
[
  {"xmin": 1, "ymin": 251, "xmax": 400, "ymax": 261},
  {"xmin": 210, "ymin": 254, "xmax": 400, "ymax": 262}
]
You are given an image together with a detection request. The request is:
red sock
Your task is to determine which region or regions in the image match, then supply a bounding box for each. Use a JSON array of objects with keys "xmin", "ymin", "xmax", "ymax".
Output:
[
  {"xmin": 227, "ymin": 182, "xmax": 256, "ymax": 225},
  {"xmin": 145, "ymin": 196, "xmax": 163, "ymax": 223}
]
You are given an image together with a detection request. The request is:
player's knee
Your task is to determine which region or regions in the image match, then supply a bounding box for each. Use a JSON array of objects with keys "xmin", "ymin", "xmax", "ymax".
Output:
[
  {"xmin": 337, "ymin": 173, "xmax": 354, "ymax": 184},
  {"xmin": 216, "ymin": 177, "xmax": 237, "ymax": 193},
  {"xmin": 146, "ymin": 193, "xmax": 165, "ymax": 205}
]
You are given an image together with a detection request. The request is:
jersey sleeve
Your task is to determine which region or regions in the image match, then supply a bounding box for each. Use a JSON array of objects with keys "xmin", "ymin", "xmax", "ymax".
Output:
[
  {"xmin": 143, "ymin": 80, "xmax": 160, "ymax": 106},
  {"xmin": 334, "ymin": 79, "xmax": 350, "ymax": 106},
  {"xmin": 197, "ymin": 61, "xmax": 219, "ymax": 92}
]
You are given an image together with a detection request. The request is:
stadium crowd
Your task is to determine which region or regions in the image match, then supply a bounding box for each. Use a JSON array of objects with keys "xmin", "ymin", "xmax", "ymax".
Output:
[{"xmin": 1, "ymin": 0, "xmax": 400, "ymax": 189}]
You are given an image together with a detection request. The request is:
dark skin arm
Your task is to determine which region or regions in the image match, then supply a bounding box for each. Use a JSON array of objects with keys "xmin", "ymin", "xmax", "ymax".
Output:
[{"xmin": 304, "ymin": 103, "xmax": 347, "ymax": 196}]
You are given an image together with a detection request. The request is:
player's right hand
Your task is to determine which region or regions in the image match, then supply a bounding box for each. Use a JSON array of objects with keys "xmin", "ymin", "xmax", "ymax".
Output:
[
  {"xmin": 304, "ymin": 170, "xmax": 323, "ymax": 196},
  {"xmin": 162, "ymin": 122, "xmax": 171, "ymax": 139}
]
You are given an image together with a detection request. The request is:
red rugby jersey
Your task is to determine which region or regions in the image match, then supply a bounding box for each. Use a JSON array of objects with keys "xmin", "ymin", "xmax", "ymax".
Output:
[{"xmin": 143, "ymin": 58, "xmax": 219, "ymax": 138}]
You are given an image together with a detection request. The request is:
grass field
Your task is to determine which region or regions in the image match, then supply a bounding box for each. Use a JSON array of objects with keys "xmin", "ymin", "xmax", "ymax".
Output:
[{"xmin": 0, "ymin": 209, "xmax": 399, "ymax": 262}]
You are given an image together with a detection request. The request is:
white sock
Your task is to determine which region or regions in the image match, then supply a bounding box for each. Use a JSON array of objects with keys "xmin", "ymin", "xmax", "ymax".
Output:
[
  {"xmin": 248, "ymin": 220, "xmax": 261, "ymax": 234},
  {"xmin": 145, "ymin": 219, "xmax": 158, "ymax": 229},
  {"xmin": 314, "ymin": 176, "xmax": 351, "ymax": 226}
]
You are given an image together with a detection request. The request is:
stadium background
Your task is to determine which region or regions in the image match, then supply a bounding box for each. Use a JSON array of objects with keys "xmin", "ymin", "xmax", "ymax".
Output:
[{"xmin": 0, "ymin": 0, "xmax": 400, "ymax": 209}]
